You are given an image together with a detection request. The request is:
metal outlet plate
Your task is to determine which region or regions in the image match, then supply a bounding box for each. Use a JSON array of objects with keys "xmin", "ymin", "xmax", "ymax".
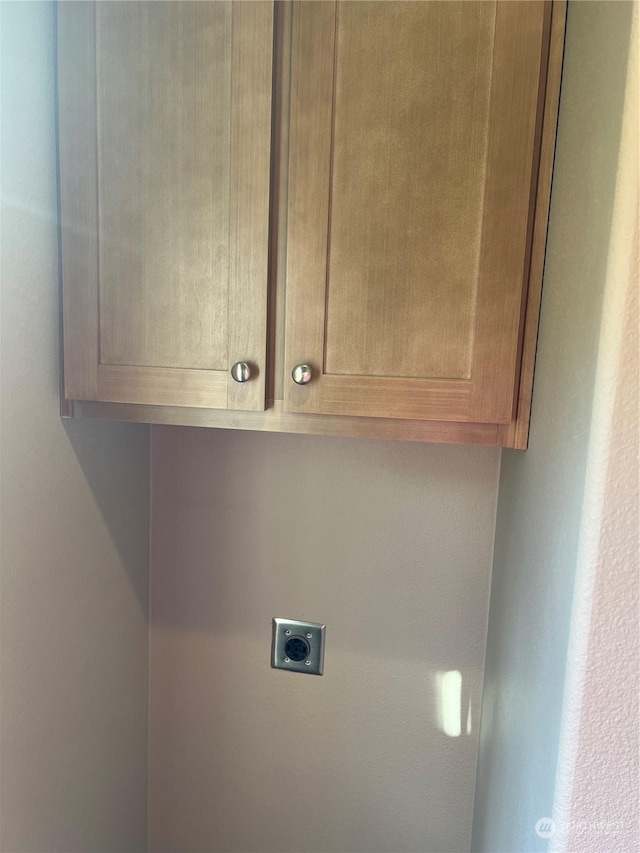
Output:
[{"xmin": 272, "ymin": 618, "xmax": 325, "ymax": 676}]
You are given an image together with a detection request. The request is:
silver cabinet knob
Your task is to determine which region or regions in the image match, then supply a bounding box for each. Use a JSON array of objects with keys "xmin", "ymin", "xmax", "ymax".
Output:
[
  {"xmin": 291, "ymin": 364, "xmax": 313, "ymax": 385},
  {"xmin": 230, "ymin": 362, "xmax": 251, "ymax": 383}
]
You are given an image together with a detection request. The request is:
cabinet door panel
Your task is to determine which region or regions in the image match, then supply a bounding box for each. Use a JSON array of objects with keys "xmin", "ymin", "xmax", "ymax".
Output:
[
  {"xmin": 58, "ymin": 1, "xmax": 273, "ymax": 410},
  {"xmin": 285, "ymin": 0, "xmax": 549, "ymax": 423}
]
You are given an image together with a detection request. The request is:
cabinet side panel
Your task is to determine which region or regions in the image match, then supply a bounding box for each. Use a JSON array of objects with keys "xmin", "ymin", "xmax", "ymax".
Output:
[
  {"xmin": 500, "ymin": 1, "xmax": 567, "ymax": 449},
  {"xmin": 96, "ymin": 1, "xmax": 232, "ymax": 372},
  {"xmin": 470, "ymin": 1, "xmax": 548, "ymax": 422},
  {"xmin": 57, "ymin": 1, "xmax": 99, "ymax": 399}
]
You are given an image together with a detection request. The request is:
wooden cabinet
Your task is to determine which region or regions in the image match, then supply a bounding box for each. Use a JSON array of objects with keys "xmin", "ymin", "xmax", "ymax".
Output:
[
  {"xmin": 58, "ymin": 1, "xmax": 566, "ymax": 448},
  {"xmin": 58, "ymin": 1, "xmax": 273, "ymax": 412}
]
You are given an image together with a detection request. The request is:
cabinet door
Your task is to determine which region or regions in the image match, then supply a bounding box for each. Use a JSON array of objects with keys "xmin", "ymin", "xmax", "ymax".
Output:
[
  {"xmin": 58, "ymin": 1, "xmax": 273, "ymax": 411},
  {"xmin": 285, "ymin": 0, "xmax": 550, "ymax": 423}
]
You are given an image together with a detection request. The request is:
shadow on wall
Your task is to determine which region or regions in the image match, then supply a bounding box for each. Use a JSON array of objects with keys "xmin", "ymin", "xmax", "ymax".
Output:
[{"xmin": 62, "ymin": 418, "xmax": 150, "ymax": 615}]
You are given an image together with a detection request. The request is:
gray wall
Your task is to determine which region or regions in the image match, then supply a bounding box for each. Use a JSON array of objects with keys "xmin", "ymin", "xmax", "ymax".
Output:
[
  {"xmin": 472, "ymin": 3, "xmax": 635, "ymax": 851},
  {"xmin": 148, "ymin": 427, "xmax": 500, "ymax": 852},
  {"xmin": 0, "ymin": 3, "xmax": 150, "ymax": 850}
]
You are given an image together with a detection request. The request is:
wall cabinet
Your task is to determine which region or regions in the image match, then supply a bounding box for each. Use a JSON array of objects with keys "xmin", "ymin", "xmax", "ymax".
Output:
[
  {"xmin": 58, "ymin": 0, "xmax": 566, "ymax": 448},
  {"xmin": 58, "ymin": 1, "xmax": 273, "ymax": 413}
]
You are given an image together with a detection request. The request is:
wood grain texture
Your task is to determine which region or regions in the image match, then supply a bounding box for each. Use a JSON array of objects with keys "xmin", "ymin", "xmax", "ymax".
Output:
[
  {"xmin": 58, "ymin": 1, "xmax": 273, "ymax": 410},
  {"xmin": 61, "ymin": 0, "xmax": 566, "ymax": 446},
  {"xmin": 269, "ymin": 0, "xmax": 293, "ymax": 404},
  {"xmin": 227, "ymin": 0, "xmax": 274, "ymax": 412},
  {"xmin": 285, "ymin": 0, "xmax": 548, "ymax": 424},
  {"xmin": 57, "ymin": 1, "xmax": 99, "ymax": 399},
  {"xmin": 98, "ymin": 366, "xmax": 227, "ymax": 409},
  {"xmin": 71, "ymin": 399, "xmax": 502, "ymax": 447},
  {"xmin": 469, "ymin": 0, "xmax": 549, "ymax": 423},
  {"xmin": 325, "ymin": 1, "xmax": 495, "ymax": 380},
  {"xmin": 499, "ymin": 0, "xmax": 567, "ymax": 449},
  {"xmin": 97, "ymin": 1, "xmax": 231, "ymax": 372},
  {"xmin": 285, "ymin": 0, "xmax": 335, "ymax": 417}
]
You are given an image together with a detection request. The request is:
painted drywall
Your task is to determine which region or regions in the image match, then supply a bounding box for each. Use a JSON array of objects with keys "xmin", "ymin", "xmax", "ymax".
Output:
[
  {"xmin": 0, "ymin": 3, "xmax": 150, "ymax": 850},
  {"xmin": 472, "ymin": 3, "xmax": 636, "ymax": 852},
  {"xmin": 148, "ymin": 428, "xmax": 500, "ymax": 852},
  {"xmin": 552, "ymin": 8, "xmax": 639, "ymax": 849},
  {"xmin": 557, "ymin": 226, "xmax": 638, "ymax": 851}
]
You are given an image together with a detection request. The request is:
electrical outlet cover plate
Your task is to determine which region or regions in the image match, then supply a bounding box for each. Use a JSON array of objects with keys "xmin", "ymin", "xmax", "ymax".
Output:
[{"xmin": 272, "ymin": 618, "xmax": 325, "ymax": 676}]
